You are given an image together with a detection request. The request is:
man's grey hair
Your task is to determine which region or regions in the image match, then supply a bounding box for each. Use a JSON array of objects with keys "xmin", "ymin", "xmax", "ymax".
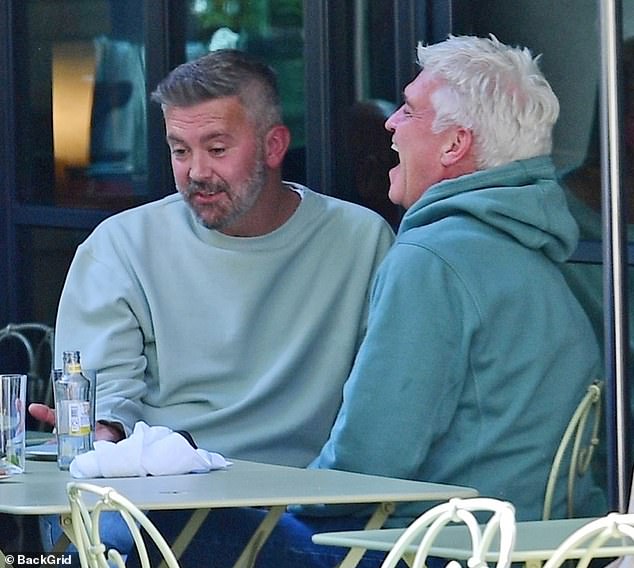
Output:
[
  {"xmin": 151, "ymin": 49, "xmax": 283, "ymax": 135},
  {"xmin": 418, "ymin": 34, "xmax": 560, "ymax": 169}
]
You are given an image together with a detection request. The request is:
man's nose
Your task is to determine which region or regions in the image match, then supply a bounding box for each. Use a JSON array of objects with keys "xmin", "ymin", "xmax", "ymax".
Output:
[
  {"xmin": 188, "ymin": 152, "xmax": 212, "ymax": 180},
  {"xmin": 385, "ymin": 109, "xmax": 400, "ymax": 132},
  {"xmin": 385, "ymin": 106, "xmax": 402, "ymax": 132}
]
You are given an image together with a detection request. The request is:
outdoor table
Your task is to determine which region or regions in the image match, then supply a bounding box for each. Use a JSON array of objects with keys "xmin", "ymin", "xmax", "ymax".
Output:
[{"xmin": 1, "ymin": 458, "xmax": 477, "ymax": 567}]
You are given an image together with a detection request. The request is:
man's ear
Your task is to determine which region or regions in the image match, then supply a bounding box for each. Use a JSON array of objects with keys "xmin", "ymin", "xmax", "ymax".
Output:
[
  {"xmin": 440, "ymin": 127, "xmax": 473, "ymax": 166},
  {"xmin": 264, "ymin": 125, "xmax": 291, "ymax": 168}
]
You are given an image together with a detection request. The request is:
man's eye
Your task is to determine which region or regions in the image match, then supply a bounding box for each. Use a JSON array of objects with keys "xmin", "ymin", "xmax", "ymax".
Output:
[
  {"xmin": 210, "ymin": 147, "xmax": 226, "ymax": 156},
  {"xmin": 171, "ymin": 147, "xmax": 187, "ymax": 156}
]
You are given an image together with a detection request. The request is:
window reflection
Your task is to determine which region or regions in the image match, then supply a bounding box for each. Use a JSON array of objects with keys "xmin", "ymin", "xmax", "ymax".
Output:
[
  {"xmin": 55, "ymin": 35, "xmax": 147, "ymax": 209},
  {"xmin": 346, "ymin": 99, "xmax": 401, "ymax": 230},
  {"xmin": 18, "ymin": 0, "xmax": 147, "ymax": 211},
  {"xmin": 52, "ymin": 42, "xmax": 94, "ymax": 183},
  {"xmin": 341, "ymin": 1, "xmax": 401, "ymax": 228}
]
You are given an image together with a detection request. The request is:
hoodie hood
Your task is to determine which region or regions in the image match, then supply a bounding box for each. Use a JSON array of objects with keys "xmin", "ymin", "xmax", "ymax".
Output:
[{"xmin": 398, "ymin": 156, "xmax": 579, "ymax": 262}]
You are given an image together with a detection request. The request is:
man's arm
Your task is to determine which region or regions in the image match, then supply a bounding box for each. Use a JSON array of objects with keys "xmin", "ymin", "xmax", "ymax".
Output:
[{"xmin": 54, "ymin": 236, "xmax": 149, "ymax": 434}]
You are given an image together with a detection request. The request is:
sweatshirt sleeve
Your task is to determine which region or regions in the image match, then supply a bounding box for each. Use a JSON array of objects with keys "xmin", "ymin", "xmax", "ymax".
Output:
[
  {"xmin": 55, "ymin": 233, "xmax": 149, "ymax": 435},
  {"xmin": 310, "ymin": 240, "xmax": 477, "ymax": 480}
]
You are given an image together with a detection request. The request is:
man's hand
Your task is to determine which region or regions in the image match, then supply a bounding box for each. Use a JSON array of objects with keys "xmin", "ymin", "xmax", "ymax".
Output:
[
  {"xmin": 28, "ymin": 403, "xmax": 125, "ymax": 442},
  {"xmin": 96, "ymin": 421, "xmax": 125, "ymax": 442}
]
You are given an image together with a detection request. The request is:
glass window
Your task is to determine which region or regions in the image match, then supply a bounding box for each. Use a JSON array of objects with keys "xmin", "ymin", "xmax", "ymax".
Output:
[
  {"xmin": 16, "ymin": 227, "xmax": 90, "ymax": 326},
  {"xmin": 15, "ymin": 0, "xmax": 148, "ymax": 211},
  {"xmin": 344, "ymin": 0, "xmax": 402, "ymax": 229}
]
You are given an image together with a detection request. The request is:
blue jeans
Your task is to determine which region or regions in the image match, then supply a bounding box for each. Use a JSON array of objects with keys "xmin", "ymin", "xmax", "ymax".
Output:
[
  {"xmin": 137, "ymin": 508, "xmax": 409, "ymax": 568},
  {"xmin": 43, "ymin": 508, "xmax": 410, "ymax": 568},
  {"xmin": 40, "ymin": 512, "xmax": 134, "ymax": 567}
]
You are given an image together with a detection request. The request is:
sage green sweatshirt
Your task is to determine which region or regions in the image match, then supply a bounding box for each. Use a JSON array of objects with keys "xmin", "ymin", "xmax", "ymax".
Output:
[{"xmin": 55, "ymin": 185, "xmax": 394, "ymax": 466}]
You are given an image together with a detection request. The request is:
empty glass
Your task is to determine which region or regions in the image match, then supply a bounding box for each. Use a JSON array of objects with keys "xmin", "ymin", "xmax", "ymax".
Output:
[{"xmin": 0, "ymin": 374, "xmax": 27, "ymax": 476}]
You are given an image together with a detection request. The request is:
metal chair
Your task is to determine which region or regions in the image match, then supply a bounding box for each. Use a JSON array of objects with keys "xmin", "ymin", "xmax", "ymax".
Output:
[
  {"xmin": 0, "ymin": 322, "xmax": 55, "ymax": 415},
  {"xmin": 66, "ymin": 482, "xmax": 180, "ymax": 568},
  {"xmin": 541, "ymin": 512, "xmax": 634, "ymax": 568},
  {"xmin": 402, "ymin": 381, "xmax": 602, "ymax": 568},
  {"xmin": 542, "ymin": 381, "xmax": 603, "ymax": 520},
  {"xmin": 379, "ymin": 497, "xmax": 517, "ymax": 568}
]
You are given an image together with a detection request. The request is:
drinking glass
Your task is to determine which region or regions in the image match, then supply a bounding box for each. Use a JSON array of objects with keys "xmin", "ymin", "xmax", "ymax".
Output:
[{"xmin": 0, "ymin": 374, "xmax": 27, "ymax": 476}]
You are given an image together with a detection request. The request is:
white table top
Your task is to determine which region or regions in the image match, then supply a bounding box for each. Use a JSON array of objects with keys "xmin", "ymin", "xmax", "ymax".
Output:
[
  {"xmin": 313, "ymin": 517, "xmax": 634, "ymax": 562},
  {"xmin": 0, "ymin": 459, "xmax": 477, "ymax": 516}
]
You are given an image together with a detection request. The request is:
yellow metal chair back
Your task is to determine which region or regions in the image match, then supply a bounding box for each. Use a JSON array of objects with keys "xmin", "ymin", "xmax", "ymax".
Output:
[
  {"xmin": 542, "ymin": 512, "xmax": 634, "ymax": 568},
  {"xmin": 66, "ymin": 482, "xmax": 180, "ymax": 568},
  {"xmin": 0, "ymin": 322, "xmax": 55, "ymax": 413},
  {"xmin": 379, "ymin": 497, "xmax": 516, "ymax": 568},
  {"xmin": 542, "ymin": 381, "xmax": 603, "ymax": 520}
]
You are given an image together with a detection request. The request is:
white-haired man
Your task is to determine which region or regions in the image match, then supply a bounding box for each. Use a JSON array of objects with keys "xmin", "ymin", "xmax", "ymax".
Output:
[{"xmin": 309, "ymin": 33, "xmax": 605, "ymax": 520}]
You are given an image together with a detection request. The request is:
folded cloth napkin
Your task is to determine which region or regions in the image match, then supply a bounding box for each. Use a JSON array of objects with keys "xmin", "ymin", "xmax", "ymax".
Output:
[{"xmin": 70, "ymin": 421, "xmax": 231, "ymax": 478}]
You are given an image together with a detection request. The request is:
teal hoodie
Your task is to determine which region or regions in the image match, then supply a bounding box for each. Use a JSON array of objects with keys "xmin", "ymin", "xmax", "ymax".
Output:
[{"xmin": 308, "ymin": 156, "xmax": 605, "ymax": 523}]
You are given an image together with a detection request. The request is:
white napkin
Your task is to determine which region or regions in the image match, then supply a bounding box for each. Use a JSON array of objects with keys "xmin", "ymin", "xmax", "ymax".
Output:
[{"xmin": 69, "ymin": 421, "xmax": 231, "ymax": 478}]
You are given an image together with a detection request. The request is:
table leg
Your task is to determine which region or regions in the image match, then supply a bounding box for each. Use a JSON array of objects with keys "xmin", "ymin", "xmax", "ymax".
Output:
[
  {"xmin": 336, "ymin": 501, "xmax": 396, "ymax": 568},
  {"xmin": 160, "ymin": 505, "xmax": 286, "ymax": 568},
  {"xmin": 158, "ymin": 508, "xmax": 211, "ymax": 568},
  {"xmin": 231, "ymin": 505, "xmax": 286, "ymax": 568},
  {"xmin": 56, "ymin": 514, "xmax": 73, "ymax": 553}
]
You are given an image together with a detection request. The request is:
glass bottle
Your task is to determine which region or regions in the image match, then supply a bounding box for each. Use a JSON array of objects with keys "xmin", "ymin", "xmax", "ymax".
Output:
[{"xmin": 53, "ymin": 350, "xmax": 93, "ymax": 470}]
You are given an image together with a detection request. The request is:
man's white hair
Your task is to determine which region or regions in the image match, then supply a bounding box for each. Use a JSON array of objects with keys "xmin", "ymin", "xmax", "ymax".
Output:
[{"xmin": 417, "ymin": 34, "xmax": 560, "ymax": 169}]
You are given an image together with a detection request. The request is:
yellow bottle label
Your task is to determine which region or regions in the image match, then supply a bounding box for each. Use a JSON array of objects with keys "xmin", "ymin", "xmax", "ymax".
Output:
[{"xmin": 66, "ymin": 401, "xmax": 91, "ymax": 436}]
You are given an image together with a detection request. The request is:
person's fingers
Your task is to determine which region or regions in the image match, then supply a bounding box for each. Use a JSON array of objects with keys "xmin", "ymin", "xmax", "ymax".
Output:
[{"xmin": 28, "ymin": 403, "xmax": 56, "ymax": 425}]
